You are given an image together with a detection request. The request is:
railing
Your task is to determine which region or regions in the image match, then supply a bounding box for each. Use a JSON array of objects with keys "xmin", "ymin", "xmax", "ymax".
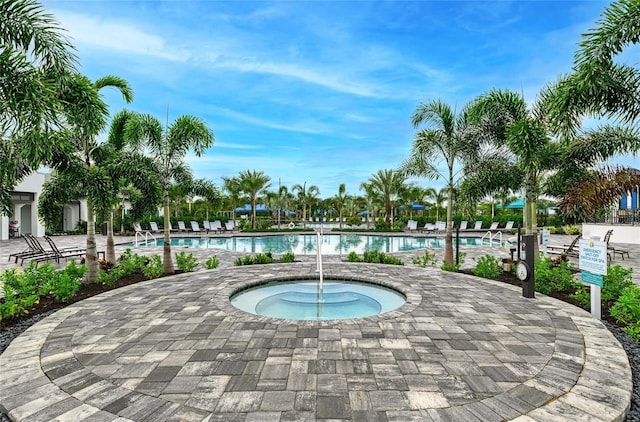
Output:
[
  {"xmin": 481, "ymin": 230, "xmax": 502, "ymax": 246},
  {"xmin": 589, "ymin": 208, "xmax": 640, "ymax": 226},
  {"xmin": 135, "ymin": 231, "xmax": 156, "ymax": 247}
]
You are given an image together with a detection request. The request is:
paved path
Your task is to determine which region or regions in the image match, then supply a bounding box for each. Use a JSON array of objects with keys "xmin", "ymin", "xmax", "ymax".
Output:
[{"xmin": 0, "ymin": 233, "xmax": 637, "ymax": 421}]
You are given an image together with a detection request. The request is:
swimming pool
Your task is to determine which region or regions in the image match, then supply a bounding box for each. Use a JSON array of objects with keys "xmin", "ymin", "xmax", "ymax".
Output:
[{"xmin": 128, "ymin": 234, "xmax": 498, "ymax": 255}]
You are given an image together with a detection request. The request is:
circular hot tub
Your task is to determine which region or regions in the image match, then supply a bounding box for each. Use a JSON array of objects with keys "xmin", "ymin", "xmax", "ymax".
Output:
[{"xmin": 230, "ymin": 278, "xmax": 406, "ymax": 320}]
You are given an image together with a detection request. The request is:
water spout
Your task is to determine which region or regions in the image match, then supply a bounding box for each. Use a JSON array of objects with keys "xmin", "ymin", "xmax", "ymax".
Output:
[{"xmin": 316, "ymin": 232, "xmax": 324, "ymax": 295}]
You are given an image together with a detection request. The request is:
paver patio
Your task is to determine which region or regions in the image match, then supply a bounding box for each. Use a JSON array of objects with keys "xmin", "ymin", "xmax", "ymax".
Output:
[{"xmin": 0, "ymin": 237, "xmax": 634, "ymax": 421}]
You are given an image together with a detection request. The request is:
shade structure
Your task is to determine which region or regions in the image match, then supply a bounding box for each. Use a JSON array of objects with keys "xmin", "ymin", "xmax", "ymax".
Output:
[
  {"xmin": 399, "ymin": 203, "xmax": 429, "ymax": 211},
  {"xmin": 497, "ymin": 198, "xmax": 525, "ymax": 210},
  {"xmin": 235, "ymin": 204, "xmax": 269, "ymax": 213}
]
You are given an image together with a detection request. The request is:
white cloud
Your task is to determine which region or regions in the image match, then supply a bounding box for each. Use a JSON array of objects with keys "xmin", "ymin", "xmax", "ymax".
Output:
[{"xmin": 52, "ymin": 10, "xmax": 191, "ymax": 62}]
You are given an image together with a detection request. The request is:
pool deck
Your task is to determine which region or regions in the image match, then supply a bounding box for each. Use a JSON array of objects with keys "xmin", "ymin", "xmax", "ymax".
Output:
[{"xmin": 0, "ymin": 233, "xmax": 637, "ymax": 421}]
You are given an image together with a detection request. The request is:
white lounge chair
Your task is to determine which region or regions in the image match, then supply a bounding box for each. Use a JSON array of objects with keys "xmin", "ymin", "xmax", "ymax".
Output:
[
  {"xmin": 149, "ymin": 222, "xmax": 161, "ymax": 233},
  {"xmin": 473, "ymin": 221, "xmax": 483, "ymax": 230},
  {"xmin": 459, "ymin": 221, "xmax": 468, "ymax": 230},
  {"xmin": 504, "ymin": 221, "xmax": 514, "ymax": 231},
  {"xmin": 177, "ymin": 221, "xmax": 189, "ymax": 232},
  {"xmin": 210, "ymin": 220, "xmax": 223, "ymax": 233},
  {"xmin": 406, "ymin": 220, "xmax": 418, "ymax": 232},
  {"xmin": 225, "ymin": 221, "xmax": 237, "ymax": 232},
  {"xmin": 203, "ymin": 221, "xmax": 211, "ymax": 232},
  {"xmin": 133, "ymin": 223, "xmax": 144, "ymax": 234},
  {"xmin": 191, "ymin": 221, "xmax": 202, "ymax": 232},
  {"xmin": 489, "ymin": 222, "xmax": 499, "ymax": 231}
]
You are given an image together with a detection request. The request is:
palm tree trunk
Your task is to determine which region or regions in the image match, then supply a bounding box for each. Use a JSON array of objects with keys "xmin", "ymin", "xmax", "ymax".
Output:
[
  {"xmin": 163, "ymin": 200, "xmax": 174, "ymax": 274},
  {"xmin": 85, "ymin": 207, "xmax": 99, "ymax": 284},
  {"xmin": 444, "ymin": 183, "xmax": 454, "ymax": 265},
  {"xmin": 106, "ymin": 211, "xmax": 116, "ymax": 263}
]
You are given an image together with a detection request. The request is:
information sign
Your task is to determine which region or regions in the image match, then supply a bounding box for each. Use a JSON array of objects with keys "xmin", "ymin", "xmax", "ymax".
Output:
[
  {"xmin": 578, "ymin": 239, "xmax": 607, "ymax": 276},
  {"xmin": 540, "ymin": 229, "xmax": 550, "ymax": 245},
  {"xmin": 581, "ymin": 271, "xmax": 604, "ymax": 287}
]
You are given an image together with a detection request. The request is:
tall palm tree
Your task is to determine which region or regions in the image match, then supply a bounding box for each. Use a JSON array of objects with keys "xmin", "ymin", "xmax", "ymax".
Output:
[
  {"xmin": 465, "ymin": 89, "xmax": 562, "ymax": 237},
  {"xmin": 367, "ymin": 169, "xmax": 406, "ymax": 225},
  {"xmin": 273, "ymin": 185, "xmax": 293, "ymax": 228},
  {"xmin": 399, "ymin": 100, "xmax": 477, "ymax": 265},
  {"xmin": 222, "ymin": 176, "xmax": 242, "ymax": 223},
  {"xmin": 358, "ymin": 182, "xmax": 380, "ymax": 228},
  {"xmin": 332, "ymin": 183, "xmax": 348, "ymax": 228},
  {"xmin": 119, "ymin": 112, "xmax": 214, "ymax": 274},
  {"xmin": 292, "ymin": 182, "xmax": 320, "ymax": 226},
  {"xmin": 38, "ymin": 74, "xmax": 134, "ymax": 282},
  {"xmin": 238, "ymin": 170, "xmax": 271, "ymax": 229},
  {"xmin": 1, "ymin": 0, "xmax": 77, "ymax": 215}
]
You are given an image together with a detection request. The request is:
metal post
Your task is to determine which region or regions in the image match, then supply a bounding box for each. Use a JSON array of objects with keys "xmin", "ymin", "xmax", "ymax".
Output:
[
  {"xmin": 522, "ymin": 234, "xmax": 535, "ymax": 298},
  {"xmin": 455, "ymin": 225, "xmax": 460, "ymax": 266}
]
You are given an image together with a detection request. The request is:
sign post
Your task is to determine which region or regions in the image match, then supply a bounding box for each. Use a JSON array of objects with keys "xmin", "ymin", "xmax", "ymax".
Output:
[{"xmin": 578, "ymin": 239, "xmax": 607, "ymax": 320}]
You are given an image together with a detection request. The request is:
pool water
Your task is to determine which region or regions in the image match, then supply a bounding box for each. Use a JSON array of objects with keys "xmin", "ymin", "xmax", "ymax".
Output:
[
  {"xmin": 130, "ymin": 234, "xmax": 498, "ymax": 255},
  {"xmin": 230, "ymin": 279, "xmax": 406, "ymax": 320}
]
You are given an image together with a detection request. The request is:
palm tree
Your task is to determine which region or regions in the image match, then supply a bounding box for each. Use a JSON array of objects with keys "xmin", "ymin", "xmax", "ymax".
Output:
[
  {"xmin": 292, "ymin": 182, "xmax": 320, "ymax": 226},
  {"xmin": 358, "ymin": 182, "xmax": 380, "ymax": 228},
  {"xmin": 367, "ymin": 169, "xmax": 406, "ymax": 225},
  {"xmin": 273, "ymin": 185, "xmax": 293, "ymax": 228},
  {"xmin": 38, "ymin": 74, "xmax": 134, "ymax": 282},
  {"xmin": 465, "ymin": 89, "xmax": 562, "ymax": 237},
  {"xmin": 332, "ymin": 183, "xmax": 348, "ymax": 228},
  {"xmin": 542, "ymin": 0, "xmax": 640, "ymax": 217},
  {"xmin": 119, "ymin": 112, "xmax": 214, "ymax": 274},
  {"xmin": 1, "ymin": 0, "xmax": 77, "ymax": 215},
  {"xmin": 238, "ymin": 170, "xmax": 271, "ymax": 229},
  {"xmin": 222, "ymin": 176, "xmax": 242, "ymax": 223},
  {"xmin": 399, "ymin": 100, "xmax": 477, "ymax": 264}
]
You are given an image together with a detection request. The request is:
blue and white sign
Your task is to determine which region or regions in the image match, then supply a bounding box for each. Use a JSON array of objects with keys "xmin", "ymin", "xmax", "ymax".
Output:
[
  {"xmin": 578, "ymin": 239, "xmax": 608, "ymax": 276},
  {"xmin": 581, "ymin": 271, "xmax": 604, "ymax": 287},
  {"xmin": 540, "ymin": 229, "xmax": 550, "ymax": 245}
]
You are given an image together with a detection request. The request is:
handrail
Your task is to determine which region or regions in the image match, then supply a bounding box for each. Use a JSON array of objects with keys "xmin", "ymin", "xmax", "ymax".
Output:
[
  {"xmin": 481, "ymin": 230, "xmax": 502, "ymax": 247},
  {"xmin": 135, "ymin": 231, "xmax": 157, "ymax": 247}
]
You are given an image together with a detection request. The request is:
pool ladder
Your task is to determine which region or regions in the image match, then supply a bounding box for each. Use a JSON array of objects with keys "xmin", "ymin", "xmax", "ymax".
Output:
[
  {"xmin": 481, "ymin": 230, "xmax": 502, "ymax": 247},
  {"xmin": 316, "ymin": 232, "xmax": 324, "ymax": 294},
  {"xmin": 135, "ymin": 231, "xmax": 157, "ymax": 247}
]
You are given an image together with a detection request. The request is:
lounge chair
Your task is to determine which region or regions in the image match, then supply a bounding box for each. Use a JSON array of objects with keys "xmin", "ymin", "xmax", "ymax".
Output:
[
  {"xmin": 210, "ymin": 220, "xmax": 223, "ymax": 233},
  {"xmin": 203, "ymin": 221, "xmax": 211, "ymax": 232},
  {"xmin": 9, "ymin": 234, "xmax": 48, "ymax": 263},
  {"xmin": 422, "ymin": 223, "xmax": 436, "ymax": 233},
  {"xmin": 225, "ymin": 221, "xmax": 238, "ymax": 232},
  {"xmin": 459, "ymin": 221, "xmax": 468, "ymax": 230},
  {"xmin": 504, "ymin": 221, "xmax": 514, "ymax": 231},
  {"xmin": 472, "ymin": 221, "xmax": 483, "ymax": 230},
  {"xmin": 602, "ymin": 230, "xmax": 630, "ymax": 260},
  {"xmin": 488, "ymin": 222, "xmax": 499, "ymax": 231},
  {"xmin": 38, "ymin": 235, "xmax": 86, "ymax": 264},
  {"xmin": 133, "ymin": 222, "xmax": 144, "ymax": 234},
  {"xmin": 149, "ymin": 222, "xmax": 161, "ymax": 233},
  {"xmin": 406, "ymin": 220, "xmax": 418, "ymax": 232},
  {"xmin": 547, "ymin": 234, "xmax": 581, "ymax": 258},
  {"xmin": 177, "ymin": 221, "xmax": 190, "ymax": 232},
  {"xmin": 191, "ymin": 221, "xmax": 202, "ymax": 232}
]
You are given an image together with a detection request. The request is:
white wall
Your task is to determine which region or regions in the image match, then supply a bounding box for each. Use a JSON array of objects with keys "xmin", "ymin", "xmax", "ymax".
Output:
[{"xmin": 582, "ymin": 223, "xmax": 640, "ymax": 245}]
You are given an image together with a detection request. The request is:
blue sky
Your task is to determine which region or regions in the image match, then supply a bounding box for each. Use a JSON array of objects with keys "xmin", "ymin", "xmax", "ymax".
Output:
[{"xmin": 44, "ymin": 0, "xmax": 638, "ymax": 197}]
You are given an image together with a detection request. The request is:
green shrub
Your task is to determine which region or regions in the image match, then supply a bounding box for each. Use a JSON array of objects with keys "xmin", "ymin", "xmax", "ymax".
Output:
[
  {"xmin": 412, "ymin": 250, "xmax": 438, "ymax": 268},
  {"xmin": 535, "ymin": 256, "xmax": 578, "ymax": 296},
  {"xmin": 472, "ymin": 255, "xmax": 501, "ymax": 279},
  {"xmin": 204, "ymin": 255, "xmax": 220, "ymax": 269},
  {"xmin": 610, "ymin": 285, "xmax": 640, "ymax": 325},
  {"xmin": 347, "ymin": 216, "xmax": 362, "ymax": 227},
  {"xmin": 441, "ymin": 252, "xmax": 466, "ymax": 272},
  {"xmin": 562, "ymin": 225, "xmax": 581, "ymax": 235},
  {"xmin": 118, "ymin": 249, "xmax": 147, "ymax": 275},
  {"xmin": 98, "ymin": 266, "xmax": 124, "ymax": 286},
  {"xmin": 175, "ymin": 251, "xmax": 199, "ymax": 272},
  {"xmin": 374, "ymin": 220, "xmax": 390, "ymax": 231},
  {"xmin": 234, "ymin": 252, "xmax": 275, "ymax": 266},
  {"xmin": 42, "ymin": 260, "xmax": 87, "ymax": 302},
  {"xmin": 142, "ymin": 255, "xmax": 164, "ymax": 279},
  {"xmin": 280, "ymin": 252, "xmax": 295, "ymax": 263},
  {"xmin": 347, "ymin": 251, "xmax": 362, "ymax": 262},
  {"xmin": 602, "ymin": 264, "xmax": 633, "ymax": 303}
]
